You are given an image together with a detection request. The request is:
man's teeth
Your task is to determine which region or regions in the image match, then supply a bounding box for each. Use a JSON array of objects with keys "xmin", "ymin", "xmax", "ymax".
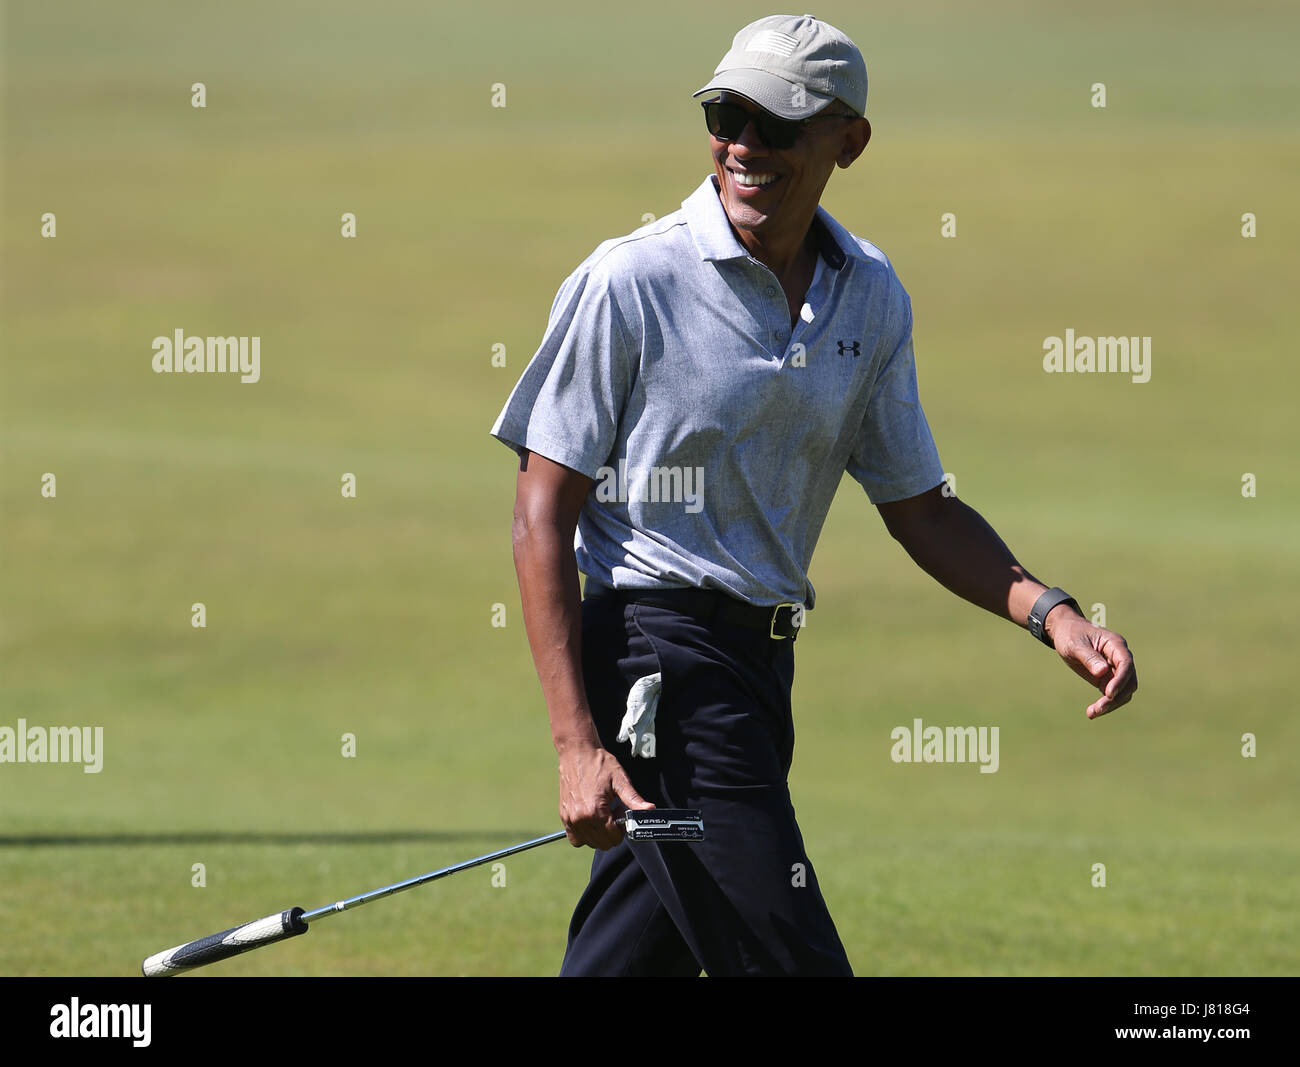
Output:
[{"xmin": 734, "ymin": 172, "xmax": 778, "ymax": 187}]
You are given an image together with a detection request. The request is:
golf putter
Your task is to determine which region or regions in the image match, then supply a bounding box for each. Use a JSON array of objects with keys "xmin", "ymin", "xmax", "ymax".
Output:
[{"xmin": 142, "ymin": 809, "xmax": 704, "ymax": 976}]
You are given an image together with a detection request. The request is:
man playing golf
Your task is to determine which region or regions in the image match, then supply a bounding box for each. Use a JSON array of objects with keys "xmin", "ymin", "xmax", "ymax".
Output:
[{"xmin": 492, "ymin": 14, "xmax": 1137, "ymax": 976}]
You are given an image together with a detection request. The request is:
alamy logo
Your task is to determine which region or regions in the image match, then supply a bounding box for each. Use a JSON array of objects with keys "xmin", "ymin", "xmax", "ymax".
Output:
[
  {"xmin": 890, "ymin": 717, "xmax": 999, "ymax": 773},
  {"xmin": 50, "ymin": 998, "xmax": 151, "ymax": 1047},
  {"xmin": 0, "ymin": 719, "xmax": 103, "ymax": 773},
  {"xmin": 594, "ymin": 460, "xmax": 704, "ymax": 514},
  {"xmin": 152, "ymin": 328, "xmax": 261, "ymax": 383},
  {"xmin": 837, "ymin": 340, "xmax": 860, "ymax": 357},
  {"xmin": 1042, "ymin": 330, "xmax": 1151, "ymax": 383}
]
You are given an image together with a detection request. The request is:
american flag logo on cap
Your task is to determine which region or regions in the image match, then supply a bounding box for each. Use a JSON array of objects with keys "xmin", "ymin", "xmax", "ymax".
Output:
[{"xmin": 745, "ymin": 30, "xmax": 799, "ymax": 57}]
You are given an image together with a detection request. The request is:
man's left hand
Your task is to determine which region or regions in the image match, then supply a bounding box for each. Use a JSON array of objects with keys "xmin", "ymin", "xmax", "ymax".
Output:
[{"xmin": 1044, "ymin": 610, "xmax": 1138, "ymax": 719}]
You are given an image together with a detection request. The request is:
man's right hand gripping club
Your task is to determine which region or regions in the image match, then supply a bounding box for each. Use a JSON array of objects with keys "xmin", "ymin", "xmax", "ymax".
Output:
[{"xmin": 557, "ymin": 739, "xmax": 655, "ymax": 850}]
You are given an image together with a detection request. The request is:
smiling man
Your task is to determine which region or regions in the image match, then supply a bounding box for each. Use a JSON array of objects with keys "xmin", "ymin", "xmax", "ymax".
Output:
[{"xmin": 491, "ymin": 14, "xmax": 1137, "ymax": 976}]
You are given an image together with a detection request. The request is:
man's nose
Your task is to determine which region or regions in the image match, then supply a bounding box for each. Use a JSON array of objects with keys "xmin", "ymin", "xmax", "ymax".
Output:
[{"xmin": 733, "ymin": 116, "xmax": 768, "ymax": 151}]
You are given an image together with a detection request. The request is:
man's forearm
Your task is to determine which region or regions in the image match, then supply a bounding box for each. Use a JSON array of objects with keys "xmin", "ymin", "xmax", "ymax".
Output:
[
  {"xmin": 512, "ymin": 518, "xmax": 601, "ymax": 754},
  {"xmin": 510, "ymin": 452, "xmax": 650, "ymax": 847},
  {"xmin": 880, "ymin": 486, "xmax": 1136, "ymax": 718},
  {"xmin": 885, "ymin": 494, "xmax": 1080, "ymax": 639}
]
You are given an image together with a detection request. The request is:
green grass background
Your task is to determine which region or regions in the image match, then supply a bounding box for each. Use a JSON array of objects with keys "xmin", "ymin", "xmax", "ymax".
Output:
[{"xmin": 2, "ymin": 0, "xmax": 1296, "ymax": 975}]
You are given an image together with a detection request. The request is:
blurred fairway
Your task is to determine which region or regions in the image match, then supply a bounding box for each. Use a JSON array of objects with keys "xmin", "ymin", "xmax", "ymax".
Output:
[{"xmin": 2, "ymin": 0, "xmax": 1297, "ymax": 976}]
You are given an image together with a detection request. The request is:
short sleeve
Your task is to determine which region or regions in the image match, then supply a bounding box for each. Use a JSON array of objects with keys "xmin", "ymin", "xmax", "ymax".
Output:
[
  {"xmin": 489, "ymin": 252, "xmax": 637, "ymax": 479},
  {"xmin": 845, "ymin": 280, "xmax": 946, "ymax": 504}
]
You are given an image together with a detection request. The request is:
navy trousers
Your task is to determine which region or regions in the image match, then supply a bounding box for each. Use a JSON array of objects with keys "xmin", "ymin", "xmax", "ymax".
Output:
[{"xmin": 558, "ymin": 593, "xmax": 853, "ymax": 977}]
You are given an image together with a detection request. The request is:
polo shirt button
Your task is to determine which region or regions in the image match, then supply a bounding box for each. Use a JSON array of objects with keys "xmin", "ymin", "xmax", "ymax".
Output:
[
  {"xmin": 775, "ymin": 329, "xmax": 787, "ymax": 341},
  {"xmin": 765, "ymin": 285, "xmax": 777, "ymax": 297}
]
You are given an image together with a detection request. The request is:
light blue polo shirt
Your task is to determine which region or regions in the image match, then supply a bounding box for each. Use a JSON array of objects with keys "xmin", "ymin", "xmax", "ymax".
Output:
[{"xmin": 490, "ymin": 174, "xmax": 945, "ymax": 608}]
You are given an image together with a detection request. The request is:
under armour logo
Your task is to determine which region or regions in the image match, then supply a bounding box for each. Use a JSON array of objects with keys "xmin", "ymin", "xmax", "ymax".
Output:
[{"xmin": 837, "ymin": 340, "xmax": 861, "ymax": 357}]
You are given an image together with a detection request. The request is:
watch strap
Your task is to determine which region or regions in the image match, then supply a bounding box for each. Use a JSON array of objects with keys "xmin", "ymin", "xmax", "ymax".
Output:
[{"xmin": 1027, "ymin": 587, "xmax": 1080, "ymax": 648}]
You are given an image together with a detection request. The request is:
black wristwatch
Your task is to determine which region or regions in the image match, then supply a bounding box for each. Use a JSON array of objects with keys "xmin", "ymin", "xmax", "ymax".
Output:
[{"xmin": 1027, "ymin": 587, "xmax": 1081, "ymax": 648}]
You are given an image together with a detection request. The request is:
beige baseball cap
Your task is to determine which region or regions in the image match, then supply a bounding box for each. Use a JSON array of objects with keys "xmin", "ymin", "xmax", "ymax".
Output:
[{"xmin": 692, "ymin": 14, "xmax": 868, "ymax": 120}]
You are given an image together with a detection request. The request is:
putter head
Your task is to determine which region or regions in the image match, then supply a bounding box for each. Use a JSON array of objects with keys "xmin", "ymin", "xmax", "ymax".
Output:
[{"xmin": 621, "ymin": 808, "xmax": 705, "ymax": 841}]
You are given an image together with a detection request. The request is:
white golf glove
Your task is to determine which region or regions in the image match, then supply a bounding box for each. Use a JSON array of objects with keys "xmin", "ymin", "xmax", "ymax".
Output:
[{"xmin": 618, "ymin": 672, "xmax": 661, "ymax": 759}]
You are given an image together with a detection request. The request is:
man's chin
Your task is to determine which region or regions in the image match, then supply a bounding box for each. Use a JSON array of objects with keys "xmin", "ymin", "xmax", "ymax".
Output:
[{"xmin": 723, "ymin": 198, "xmax": 773, "ymax": 233}]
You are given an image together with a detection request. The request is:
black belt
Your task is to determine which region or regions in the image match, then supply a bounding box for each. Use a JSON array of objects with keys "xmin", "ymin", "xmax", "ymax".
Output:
[{"xmin": 604, "ymin": 587, "xmax": 802, "ymax": 641}]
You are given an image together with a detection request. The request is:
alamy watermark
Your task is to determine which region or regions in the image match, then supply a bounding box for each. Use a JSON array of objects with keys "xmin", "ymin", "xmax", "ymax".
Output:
[
  {"xmin": 594, "ymin": 460, "xmax": 704, "ymax": 514},
  {"xmin": 1043, "ymin": 330, "xmax": 1150, "ymax": 383},
  {"xmin": 890, "ymin": 717, "xmax": 999, "ymax": 773},
  {"xmin": 0, "ymin": 719, "xmax": 103, "ymax": 773},
  {"xmin": 152, "ymin": 329, "xmax": 260, "ymax": 383},
  {"xmin": 50, "ymin": 998, "xmax": 150, "ymax": 1047}
]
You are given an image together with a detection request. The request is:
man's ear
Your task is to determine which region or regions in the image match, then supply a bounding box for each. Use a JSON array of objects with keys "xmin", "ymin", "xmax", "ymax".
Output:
[{"xmin": 837, "ymin": 118, "xmax": 871, "ymax": 168}]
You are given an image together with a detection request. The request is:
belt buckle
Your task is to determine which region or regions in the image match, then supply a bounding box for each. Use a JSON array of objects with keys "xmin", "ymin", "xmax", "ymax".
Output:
[{"xmin": 770, "ymin": 602, "xmax": 799, "ymax": 640}]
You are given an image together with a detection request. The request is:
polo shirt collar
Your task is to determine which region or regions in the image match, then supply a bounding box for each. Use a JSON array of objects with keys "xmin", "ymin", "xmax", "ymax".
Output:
[{"xmin": 681, "ymin": 174, "xmax": 868, "ymax": 272}]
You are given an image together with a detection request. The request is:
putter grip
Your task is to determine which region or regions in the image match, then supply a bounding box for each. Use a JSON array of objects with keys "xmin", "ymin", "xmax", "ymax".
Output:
[{"xmin": 142, "ymin": 907, "xmax": 307, "ymax": 977}]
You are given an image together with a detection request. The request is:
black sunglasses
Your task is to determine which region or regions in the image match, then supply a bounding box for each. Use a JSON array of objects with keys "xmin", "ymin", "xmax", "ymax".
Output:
[{"xmin": 701, "ymin": 99, "xmax": 851, "ymax": 150}]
